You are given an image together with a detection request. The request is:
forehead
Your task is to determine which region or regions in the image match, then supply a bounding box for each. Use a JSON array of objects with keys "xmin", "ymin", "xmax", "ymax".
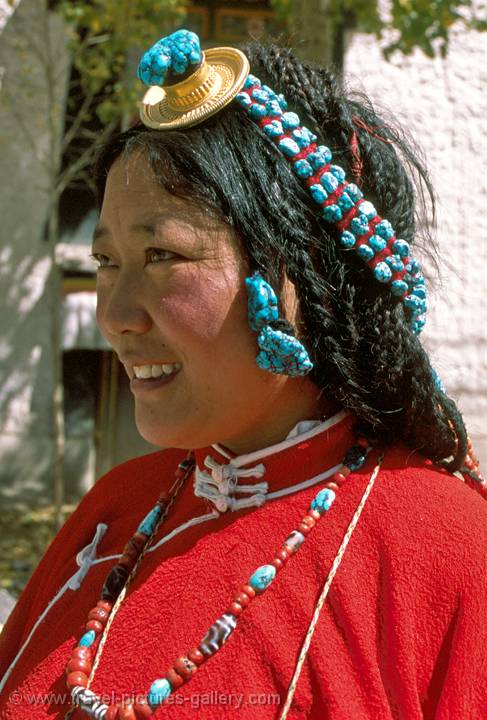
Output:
[{"xmin": 98, "ymin": 151, "xmax": 234, "ymax": 252}]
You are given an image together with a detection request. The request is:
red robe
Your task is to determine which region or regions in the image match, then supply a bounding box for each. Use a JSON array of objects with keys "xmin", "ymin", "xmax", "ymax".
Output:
[{"xmin": 1, "ymin": 413, "xmax": 486, "ymax": 719}]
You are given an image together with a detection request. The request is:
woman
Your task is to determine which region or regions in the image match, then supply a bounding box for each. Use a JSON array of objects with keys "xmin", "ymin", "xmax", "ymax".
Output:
[{"xmin": 0, "ymin": 29, "xmax": 485, "ymax": 720}]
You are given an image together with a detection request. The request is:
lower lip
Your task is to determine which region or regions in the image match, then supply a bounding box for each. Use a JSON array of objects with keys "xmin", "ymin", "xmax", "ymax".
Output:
[{"xmin": 130, "ymin": 371, "xmax": 180, "ymax": 394}]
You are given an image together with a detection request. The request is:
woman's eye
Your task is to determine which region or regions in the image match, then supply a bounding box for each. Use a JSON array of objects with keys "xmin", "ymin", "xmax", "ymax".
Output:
[
  {"xmin": 145, "ymin": 247, "xmax": 177, "ymax": 264},
  {"xmin": 89, "ymin": 253, "xmax": 115, "ymax": 269}
]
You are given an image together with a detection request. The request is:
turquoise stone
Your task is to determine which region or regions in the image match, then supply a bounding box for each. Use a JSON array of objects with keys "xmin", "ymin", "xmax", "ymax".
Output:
[
  {"xmin": 311, "ymin": 488, "xmax": 336, "ymax": 514},
  {"xmin": 248, "ymin": 564, "xmax": 276, "ymax": 593},
  {"xmin": 148, "ymin": 678, "xmax": 172, "ymax": 707},
  {"xmin": 79, "ymin": 630, "xmax": 96, "ymax": 648},
  {"xmin": 138, "ymin": 506, "xmax": 162, "ymax": 536}
]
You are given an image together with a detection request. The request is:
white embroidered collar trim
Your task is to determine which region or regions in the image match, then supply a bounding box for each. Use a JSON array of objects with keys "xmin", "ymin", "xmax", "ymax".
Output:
[{"xmin": 212, "ymin": 409, "xmax": 349, "ymax": 467}]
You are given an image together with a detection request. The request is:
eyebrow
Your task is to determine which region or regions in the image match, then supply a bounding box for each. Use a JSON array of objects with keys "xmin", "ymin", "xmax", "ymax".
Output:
[{"xmin": 91, "ymin": 222, "xmax": 157, "ymax": 249}]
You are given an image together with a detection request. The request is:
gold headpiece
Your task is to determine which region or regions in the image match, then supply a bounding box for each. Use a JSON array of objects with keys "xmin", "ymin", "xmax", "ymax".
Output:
[{"xmin": 139, "ymin": 45, "xmax": 249, "ymax": 130}]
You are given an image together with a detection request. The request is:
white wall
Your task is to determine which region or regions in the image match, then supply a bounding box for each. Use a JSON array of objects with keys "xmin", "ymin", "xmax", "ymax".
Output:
[{"xmin": 345, "ymin": 26, "xmax": 487, "ymax": 470}]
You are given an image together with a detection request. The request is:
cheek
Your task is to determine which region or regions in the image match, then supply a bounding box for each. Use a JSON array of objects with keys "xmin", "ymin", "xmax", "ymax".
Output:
[{"xmin": 157, "ymin": 267, "xmax": 249, "ymax": 346}]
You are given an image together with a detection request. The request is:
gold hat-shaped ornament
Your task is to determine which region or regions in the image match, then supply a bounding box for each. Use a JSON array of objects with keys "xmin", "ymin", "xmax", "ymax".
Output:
[{"xmin": 139, "ymin": 45, "xmax": 250, "ymax": 130}]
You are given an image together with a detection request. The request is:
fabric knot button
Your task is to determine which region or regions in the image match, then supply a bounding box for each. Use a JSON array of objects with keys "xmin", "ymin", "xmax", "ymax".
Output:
[
  {"xmin": 248, "ymin": 564, "xmax": 277, "ymax": 593},
  {"xmin": 214, "ymin": 497, "xmax": 229, "ymax": 513},
  {"xmin": 148, "ymin": 678, "xmax": 172, "ymax": 707},
  {"xmin": 311, "ymin": 488, "xmax": 336, "ymax": 514}
]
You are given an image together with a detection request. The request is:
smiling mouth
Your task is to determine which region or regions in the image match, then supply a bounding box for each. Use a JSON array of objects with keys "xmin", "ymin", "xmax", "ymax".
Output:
[{"xmin": 132, "ymin": 362, "xmax": 182, "ymax": 379}]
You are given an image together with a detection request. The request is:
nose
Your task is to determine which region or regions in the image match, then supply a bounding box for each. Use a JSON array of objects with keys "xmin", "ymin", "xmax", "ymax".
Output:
[{"xmin": 96, "ymin": 271, "xmax": 152, "ymax": 337}]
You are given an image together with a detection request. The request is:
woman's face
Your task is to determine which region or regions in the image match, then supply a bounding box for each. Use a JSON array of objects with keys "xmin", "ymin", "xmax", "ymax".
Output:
[{"xmin": 94, "ymin": 151, "xmax": 325, "ymax": 453}]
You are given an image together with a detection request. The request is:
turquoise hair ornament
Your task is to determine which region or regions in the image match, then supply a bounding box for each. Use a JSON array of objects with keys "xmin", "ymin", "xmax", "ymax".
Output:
[
  {"xmin": 245, "ymin": 272, "xmax": 313, "ymax": 377},
  {"xmin": 137, "ymin": 29, "xmax": 202, "ymax": 86},
  {"xmin": 137, "ymin": 30, "xmax": 427, "ymax": 333},
  {"xmin": 137, "ymin": 30, "xmax": 249, "ymax": 130}
]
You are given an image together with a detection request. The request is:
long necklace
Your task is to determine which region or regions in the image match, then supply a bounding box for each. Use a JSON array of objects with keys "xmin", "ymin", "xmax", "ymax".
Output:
[{"xmin": 65, "ymin": 439, "xmax": 378, "ymax": 719}]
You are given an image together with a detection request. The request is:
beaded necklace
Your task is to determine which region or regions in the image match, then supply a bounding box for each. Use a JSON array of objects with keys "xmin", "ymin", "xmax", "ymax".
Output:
[{"xmin": 65, "ymin": 438, "xmax": 379, "ymax": 720}]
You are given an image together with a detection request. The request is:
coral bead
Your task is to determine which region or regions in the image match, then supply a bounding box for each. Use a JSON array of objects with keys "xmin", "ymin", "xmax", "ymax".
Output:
[
  {"xmin": 71, "ymin": 646, "xmax": 92, "ymax": 662},
  {"xmin": 308, "ymin": 509, "xmax": 321, "ymax": 521},
  {"xmin": 133, "ymin": 531, "xmax": 148, "ymax": 544},
  {"xmin": 134, "ymin": 699, "xmax": 153, "ymax": 718},
  {"xmin": 228, "ymin": 602, "xmax": 243, "ymax": 616},
  {"xmin": 275, "ymin": 548, "xmax": 290, "ymax": 563},
  {"xmin": 298, "ymin": 522, "xmax": 313, "ymax": 535},
  {"xmin": 240, "ymin": 584, "xmax": 256, "ymax": 598},
  {"xmin": 167, "ymin": 667, "xmax": 184, "ymax": 689},
  {"xmin": 118, "ymin": 704, "xmax": 137, "ymax": 720},
  {"xmin": 234, "ymin": 591, "xmax": 250, "ymax": 607},
  {"xmin": 86, "ymin": 620, "xmax": 103, "ymax": 634},
  {"xmin": 271, "ymin": 558, "xmax": 283, "ymax": 570},
  {"xmin": 332, "ymin": 472, "xmax": 347, "ymax": 486},
  {"xmin": 88, "ymin": 607, "xmax": 109, "ymax": 624},
  {"xmin": 66, "ymin": 658, "xmax": 91, "ymax": 675},
  {"xmin": 324, "ymin": 482, "xmax": 339, "ymax": 492},
  {"xmin": 96, "ymin": 600, "xmax": 113, "ymax": 613},
  {"xmin": 66, "ymin": 671, "xmax": 88, "ymax": 689},
  {"xmin": 302, "ymin": 514, "xmax": 316, "ymax": 528},
  {"xmin": 187, "ymin": 647, "xmax": 205, "ymax": 666},
  {"xmin": 174, "ymin": 656, "xmax": 197, "ymax": 680},
  {"xmin": 105, "ymin": 705, "xmax": 118, "ymax": 720},
  {"xmin": 357, "ymin": 437, "xmax": 370, "ymax": 448}
]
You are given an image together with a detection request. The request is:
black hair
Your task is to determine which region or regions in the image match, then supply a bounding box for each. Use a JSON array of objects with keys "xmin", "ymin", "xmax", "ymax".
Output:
[{"xmin": 94, "ymin": 42, "xmax": 476, "ymax": 477}]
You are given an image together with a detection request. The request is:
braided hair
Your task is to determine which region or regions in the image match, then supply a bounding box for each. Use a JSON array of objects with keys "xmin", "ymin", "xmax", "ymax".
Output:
[{"xmin": 94, "ymin": 42, "xmax": 481, "ymax": 484}]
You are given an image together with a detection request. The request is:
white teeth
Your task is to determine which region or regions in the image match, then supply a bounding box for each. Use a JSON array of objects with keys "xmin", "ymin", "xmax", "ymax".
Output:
[
  {"xmin": 133, "ymin": 363, "xmax": 181, "ymax": 379},
  {"xmin": 151, "ymin": 365, "xmax": 164, "ymax": 378}
]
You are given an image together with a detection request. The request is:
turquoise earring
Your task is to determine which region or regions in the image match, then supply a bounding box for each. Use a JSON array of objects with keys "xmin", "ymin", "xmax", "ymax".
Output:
[{"xmin": 245, "ymin": 272, "xmax": 313, "ymax": 377}]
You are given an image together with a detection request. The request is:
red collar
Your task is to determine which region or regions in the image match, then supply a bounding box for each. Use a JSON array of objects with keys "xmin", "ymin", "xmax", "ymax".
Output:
[{"xmin": 193, "ymin": 411, "xmax": 355, "ymax": 513}]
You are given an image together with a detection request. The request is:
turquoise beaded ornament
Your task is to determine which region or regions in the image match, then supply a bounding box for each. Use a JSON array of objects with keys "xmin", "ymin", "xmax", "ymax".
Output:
[
  {"xmin": 245, "ymin": 272, "xmax": 314, "ymax": 377},
  {"xmin": 137, "ymin": 30, "xmax": 428, "ymax": 335}
]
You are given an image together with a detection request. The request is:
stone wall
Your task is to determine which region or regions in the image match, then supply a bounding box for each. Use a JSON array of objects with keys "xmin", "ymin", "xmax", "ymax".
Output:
[{"xmin": 344, "ymin": 26, "xmax": 487, "ymax": 471}]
